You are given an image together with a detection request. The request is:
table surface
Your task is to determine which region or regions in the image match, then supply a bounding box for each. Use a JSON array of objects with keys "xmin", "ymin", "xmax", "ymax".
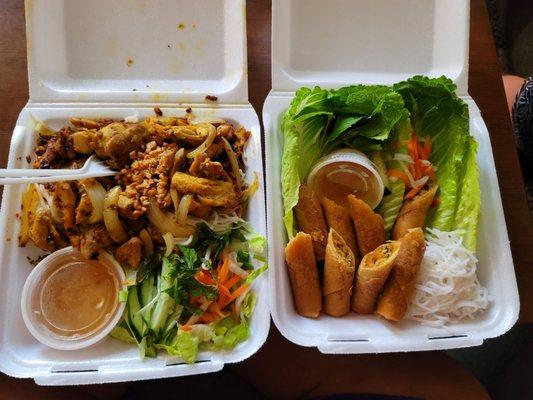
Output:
[{"xmin": 0, "ymin": 0, "xmax": 531, "ymax": 333}]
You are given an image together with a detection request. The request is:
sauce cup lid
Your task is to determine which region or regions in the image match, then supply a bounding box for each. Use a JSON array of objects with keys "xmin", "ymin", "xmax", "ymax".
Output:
[{"xmin": 21, "ymin": 247, "xmax": 126, "ymax": 351}]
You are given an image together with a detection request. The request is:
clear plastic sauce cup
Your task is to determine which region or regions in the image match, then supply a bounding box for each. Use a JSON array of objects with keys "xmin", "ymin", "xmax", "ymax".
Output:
[
  {"xmin": 21, "ymin": 247, "xmax": 125, "ymax": 350},
  {"xmin": 307, "ymin": 149, "xmax": 384, "ymax": 209}
]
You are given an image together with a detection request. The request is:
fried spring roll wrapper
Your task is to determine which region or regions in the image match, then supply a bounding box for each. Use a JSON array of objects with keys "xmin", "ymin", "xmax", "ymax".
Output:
[
  {"xmin": 347, "ymin": 195, "xmax": 386, "ymax": 256},
  {"xmin": 351, "ymin": 242, "xmax": 401, "ymax": 314},
  {"xmin": 285, "ymin": 232, "xmax": 322, "ymax": 318},
  {"xmin": 377, "ymin": 228, "xmax": 426, "ymax": 321},
  {"xmin": 295, "ymin": 184, "xmax": 328, "ymax": 261},
  {"xmin": 392, "ymin": 185, "xmax": 438, "ymax": 240},
  {"xmin": 323, "ymin": 229, "xmax": 356, "ymax": 317},
  {"xmin": 321, "ymin": 197, "xmax": 360, "ymax": 264}
]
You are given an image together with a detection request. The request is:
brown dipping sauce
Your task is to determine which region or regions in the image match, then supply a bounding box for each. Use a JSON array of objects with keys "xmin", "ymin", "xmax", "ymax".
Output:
[
  {"xmin": 32, "ymin": 253, "xmax": 120, "ymax": 340},
  {"xmin": 311, "ymin": 161, "xmax": 382, "ymax": 208}
]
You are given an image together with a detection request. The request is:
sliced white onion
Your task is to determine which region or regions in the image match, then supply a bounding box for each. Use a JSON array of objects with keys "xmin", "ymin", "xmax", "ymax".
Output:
[
  {"xmin": 103, "ymin": 186, "xmax": 128, "ymax": 243},
  {"xmin": 398, "ymin": 161, "xmax": 416, "ymax": 189},
  {"xmin": 221, "ymin": 136, "xmax": 243, "ymax": 191},
  {"xmin": 177, "ymin": 194, "xmax": 193, "ymax": 225},
  {"xmin": 235, "ymin": 286, "xmax": 251, "ymax": 318},
  {"xmin": 139, "ymin": 229, "xmax": 154, "ymax": 256},
  {"xmin": 163, "ymin": 232, "xmax": 175, "ymax": 256},
  {"xmin": 393, "ymin": 153, "xmax": 413, "ymax": 163},
  {"xmin": 147, "ymin": 198, "xmax": 194, "ymax": 237},
  {"xmin": 35, "ymin": 184, "xmax": 61, "ymax": 224},
  {"xmin": 190, "ymin": 117, "xmax": 227, "ymax": 126},
  {"xmin": 174, "ymin": 235, "xmax": 194, "ymax": 246},
  {"xmin": 420, "ymin": 159, "xmax": 432, "ymax": 167},
  {"xmin": 412, "ymin": 175, "xmax": 430, "ymax": 189},
  {"xmin": 170, "ymin": 187, "xmax": 181, "ymax": 219},
  {"xmin": 80, "ymin": 179, "xmax": 106, "ymax": 224},
  {"xmin": 186, "ymin": 299, "xmax": 212, "ymax": 325},
  {"xmin": 227, "ymin": 252, "xmax": 250, "ymax": 279},
  {"xmin": 187, "ymin": 124, "xmax": 216, "ymax": 159}
]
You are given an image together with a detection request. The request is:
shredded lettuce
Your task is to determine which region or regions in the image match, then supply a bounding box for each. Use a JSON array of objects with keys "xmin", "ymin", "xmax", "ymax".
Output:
[{"xmin": 110, "ymin": 325, "xmax": 136, "ymax": 344}]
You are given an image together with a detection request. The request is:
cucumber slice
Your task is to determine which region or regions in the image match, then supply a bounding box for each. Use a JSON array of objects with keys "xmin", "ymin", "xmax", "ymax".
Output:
[
  {"xmin": 127, "ymin": 286, "xmax": 144, "ymax": 341},
  {"xmin": 139, "ymin": 274, "xmax": 155, "ymax": 328}
]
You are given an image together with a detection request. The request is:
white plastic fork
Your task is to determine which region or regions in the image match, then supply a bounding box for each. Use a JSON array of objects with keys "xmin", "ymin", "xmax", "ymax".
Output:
[{"xmin": 0, "ymin": 155, "xmax": 117, "ymax": 184}]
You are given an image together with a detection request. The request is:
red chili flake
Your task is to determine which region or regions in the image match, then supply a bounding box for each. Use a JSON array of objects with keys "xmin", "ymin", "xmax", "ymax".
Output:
[
  {"xmin": 186, "ymin": 107, "xmax": 192, "ymax": 113},
  {"xmin": 154, "ymin": 107, "xmax": 163, "ymax": 116},
  {"xmin": 205, "ymin": 95, "xmax": 218, "ymax": 102}
]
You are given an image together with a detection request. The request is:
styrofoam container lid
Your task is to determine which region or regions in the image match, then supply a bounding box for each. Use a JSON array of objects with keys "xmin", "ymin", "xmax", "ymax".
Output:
[
  {"xmin": 271, "ymin": 0, "xmax": 469, "ymax": 95},
  {"xmin": 26, "ymin": 0, "xmax": 249, "ymax": 105}
]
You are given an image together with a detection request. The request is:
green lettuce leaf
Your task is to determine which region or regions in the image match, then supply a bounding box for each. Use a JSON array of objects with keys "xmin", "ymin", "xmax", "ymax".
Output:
[
  {"xmin": 378, "ymin": 178, "xmax": 405, "ymax": 232},
  {"xmin": 157, "ymin": 330, "xmax": 199, "ymax": 364},
  {"xmin": 393, "ymin": 76, "xmax": 480, "ymax": 250},
  {"xmin": 280, "ymin": 85, "xmax": 406, "ymax": 237},
  {"xmin": 454, "ymin": 137, "xmax": 481, "ymax": 251}
]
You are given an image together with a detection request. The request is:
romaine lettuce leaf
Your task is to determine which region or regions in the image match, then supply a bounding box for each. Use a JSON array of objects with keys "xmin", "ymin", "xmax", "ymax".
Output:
[
  {"xmin": 454, "ymin": 137, "xmax": 481, "ymax": 251},
  {"xmin": 393, "ymin": 76, "xmax": 480, "ymax": 250},
  {"xmin": 280, "ymin": 85, "xmax": 406, "ymax": 237}
]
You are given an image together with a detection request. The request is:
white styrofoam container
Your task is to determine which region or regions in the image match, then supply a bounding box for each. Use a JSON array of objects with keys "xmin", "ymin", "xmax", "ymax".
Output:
[
  {"xmin": 0, "ymin": 0, "xmax": 269, "ymax": 385},
  {"xmin": 264, "ymin": 0, "xmax": 520, "ymax": 353}
]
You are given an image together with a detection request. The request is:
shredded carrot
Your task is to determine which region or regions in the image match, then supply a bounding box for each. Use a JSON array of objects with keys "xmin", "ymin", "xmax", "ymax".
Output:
[
  {"xmin": 195, "ymin": 270, "xmax": 215, "ymax": 286},
  {"xmin": 219, "ymin": 284, "xmax": 250, "ymax": 309},
  {"xmin": 218, "ymin": 252, "xmax": 229, "ymax": 284},
  {"xmin": 199, "ymin": 311, "xmax": 218, "ymax": 324},
  {"xmin": 181, "ymin": 325, "xmax": 192, "ymax": 332},
  {"xmin": 224, "ymin": 275, "xmax": 241, "ymax": 290},
  {"xmin": 431, "ymin": 198, "xmax": 441, "ymax": 208},
  {"xmin": 218, "ymin": 284, "xmax": 231, "ymax": 297},
  {"xmin": 209, "ymin": 301, "xmax": 226, "ymax": 318},
  {"xmin": 387, "ymin": 169, "xmax": 410, "ymax": 184},
  {"xmin": 231, "ymin": 284, "xmax": 249, "ymax": 299},
  {"xmin": 232, "ymin": 301, "xmax": 238, "ymax": 319},
  {"xmin": 217, "ymin": 294, "xmax": 228, "ymax": 309},
  {"xmin": 425, "ymin": 165, "xmax": 436, "ymax": 180},
  {"xmin": 404, "ymin": 186, "xmax": 422, "ymax": 200}
]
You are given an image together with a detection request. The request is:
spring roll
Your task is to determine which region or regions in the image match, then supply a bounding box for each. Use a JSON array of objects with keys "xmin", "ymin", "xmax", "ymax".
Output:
[
  {"xmin": 351, "ymin": 242, "xmax": 401, "ymax": 314},
  {"xmin": 392, "ymin": 185, "xmax": 438, "ymax": 240},
  {"xmin": 377, "ymin": 228, "xmax": 426, "ymax": 321},
  {"xmin": 347, "ymin": 195, "xmax": 386, "ymax": 256},
  {"xmin": 295, "ymin": 184, "xmax": 328, "ymax": 261},
  {"xmin": 323, "ymin": 229, "xmax": 356, "ymax": 317},
  {"xmin": 321, "ymin": 197, "xmax": 359, "ymax": 265},
  {"xmin": 285, "ymin": 232, "xmax": 322, "ymax": 318}
]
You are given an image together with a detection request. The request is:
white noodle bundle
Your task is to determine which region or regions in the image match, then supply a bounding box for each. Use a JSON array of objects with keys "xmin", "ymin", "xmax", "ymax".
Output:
[{"xmin": 406, "ymin": 228, "xmax": 490, "ymax": 327}]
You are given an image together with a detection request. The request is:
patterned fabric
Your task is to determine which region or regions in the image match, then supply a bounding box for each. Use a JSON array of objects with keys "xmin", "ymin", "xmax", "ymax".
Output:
[
  {"xmin": 512, "ymin": 77, "xmax": 533, "ymax": 159},
  {"xmin": 511, "ymin": 76, "xmax": 533, "ymax": 214}
]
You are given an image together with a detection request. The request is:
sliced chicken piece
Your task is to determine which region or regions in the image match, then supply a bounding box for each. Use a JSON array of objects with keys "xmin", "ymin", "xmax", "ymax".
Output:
[
  {"xmin": 78, "ymin": 224, "xmax": 113, "ymax": 259},
  {"xmin": 75, "ymin": 193, "xmax": 93, "ymax": 225},
  {"xmin": 91, "ymin": 122, "xmax": 149, "ymax": 168},
  {"xmin": 171, "ymin": 171, "xmax": 239, "ymax": 209},
  {"xmin": 115, "ymin": 237, "xmax": 143, "ymax": 268},
  {"xmin": 71, "ymin": 130, "xmax": 96, "ymax": 154},
  {"xmin": 53, "ymin": 182, "xmax": 77, "ymax": 229}
]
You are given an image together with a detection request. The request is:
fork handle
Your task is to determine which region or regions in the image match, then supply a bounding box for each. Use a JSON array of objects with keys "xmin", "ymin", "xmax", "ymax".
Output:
[
  {"xmin": 0, "ymin": 172, "xmax": 117, "ymax": 185},
  {"xmin": 0, "ymin": 168, "xmax": 77, "ymax": 178}
]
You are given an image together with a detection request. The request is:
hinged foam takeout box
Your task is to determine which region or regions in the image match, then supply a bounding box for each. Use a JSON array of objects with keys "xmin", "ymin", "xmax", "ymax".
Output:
[
  {"xmin": 263, "ymin": 0, "xmax": 520, "ymax": 353},
  {"xmin": 0, "ymin": 0, "xmax": 268, "ymax": 385}
]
